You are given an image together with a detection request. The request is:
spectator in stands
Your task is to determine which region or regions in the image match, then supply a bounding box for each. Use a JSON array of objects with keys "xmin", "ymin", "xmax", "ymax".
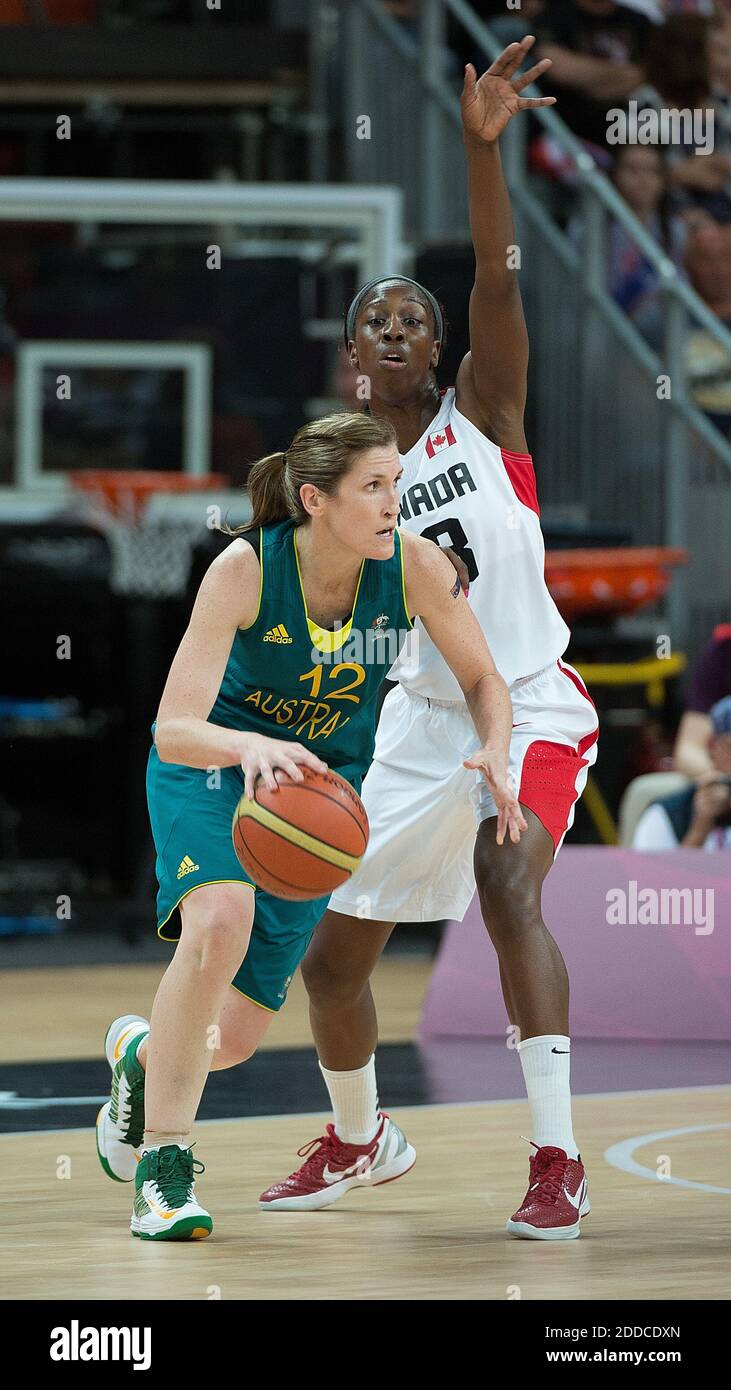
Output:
[
  {"xmin": 707, "ymin": 1, "xmax": 731, "ymax": 179},
  {"xmin": 632, "ymin": 14, "xmax": 731, "ymax": 222},
  {"xmin": 380, "ymin": 0, "xmax": 462, "ymax": 77},
  {"xmin": 707, "ymin": 10, "xmax": 731, "ymax": 161},
  {"xmin": 569, "ymin": 145, "xmax": 687, "ymax": 341},
  {"xmin": 490, "ymin": 0, "xmax": 547, "ymax": 48},
  {"xmin": 683, "ymin": 219, "xmax": 731, "ymax": 431},
  {"xmin": 633, "ymin": 695, "xmax": 731, "ymax": 847},
  {"xmin": 535, "ymin": 0, "xmax": 651, "ymax": 153},
  {"xmin": 673, "ymin": 623, "xmax": 731, "ymax": 774},
  {"xmin": 380, "ymin": 0, "xmax": 418, "ymax": 20},
  {"xmin": 660, "ymin": 2, "xmax": 714, "ymax": 15}
]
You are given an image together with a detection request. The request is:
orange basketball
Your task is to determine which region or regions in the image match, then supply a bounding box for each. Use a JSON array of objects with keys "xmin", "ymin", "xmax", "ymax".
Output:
[{"xmin": 231, "ymin": 766, "xmax": 369, "ymax": 900}]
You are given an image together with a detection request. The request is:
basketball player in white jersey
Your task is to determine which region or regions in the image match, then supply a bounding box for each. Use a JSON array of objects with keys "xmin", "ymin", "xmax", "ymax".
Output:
[{"xmin": 260, "ymin": 37, "xmax": 599, "ymax": 1239}]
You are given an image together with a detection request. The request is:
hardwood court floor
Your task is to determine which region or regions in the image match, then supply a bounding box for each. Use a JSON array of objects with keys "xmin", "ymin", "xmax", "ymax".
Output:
[
  {"xmin": 0, "ymin": 957, "xmax": 432, "ymax": 1062},
  {"xmin": 1, "ymin": 1087, "xmax": 728, "ymax": 1301}
]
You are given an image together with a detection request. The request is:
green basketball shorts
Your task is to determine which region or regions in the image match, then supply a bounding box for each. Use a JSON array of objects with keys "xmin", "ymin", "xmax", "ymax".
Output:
[{"xmin": 146, "ymin": 745, "xmax": 333, "ymax": 1013}]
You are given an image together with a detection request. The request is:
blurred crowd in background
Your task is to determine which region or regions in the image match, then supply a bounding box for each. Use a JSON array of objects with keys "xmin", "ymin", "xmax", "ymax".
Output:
[
  {"xmin": 0, "ymin": 2, "xmax": 728, "ymax": 903},
  {"xmin": 1, "ymin": 1, "xmax": 731, "ymax": 467},
  {"xmin": 380, "ymin": 2, "xmax": 731, "ymax": 427},
  {"xmin": 1, "ymin": 2, "xmax": 731, "ymax": 458}
]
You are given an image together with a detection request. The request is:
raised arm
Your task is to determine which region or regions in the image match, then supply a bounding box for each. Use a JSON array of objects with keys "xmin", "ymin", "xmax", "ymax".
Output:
[
  {"xmin": 155, "ymin": 538, "xmax": 326, "ymax": 796},
  {"xmin": 402, "ymin": 532, "xmax": 527, "ymax": 844},
  {"xmin": 455, "ymin": 37, "xmax": 554, "ymax": 452}
]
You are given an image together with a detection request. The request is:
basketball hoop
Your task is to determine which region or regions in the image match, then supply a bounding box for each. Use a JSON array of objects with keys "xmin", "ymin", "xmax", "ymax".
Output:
[
  {"xmin": 69, "ymin": 470, "xmax": 227, "ymax": 523},
  {"xmin": 69, "ymin": 470, "xmax": 230, "ymax": 597}
]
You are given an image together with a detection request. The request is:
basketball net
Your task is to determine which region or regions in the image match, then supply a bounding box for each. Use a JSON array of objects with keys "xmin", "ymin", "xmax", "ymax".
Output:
[{"xmin": 69, "ymin": 471, "xmax": 228, "ymax": 598}]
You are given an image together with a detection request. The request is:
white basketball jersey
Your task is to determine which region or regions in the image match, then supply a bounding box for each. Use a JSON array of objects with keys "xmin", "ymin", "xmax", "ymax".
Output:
[{"xmin": 391, "ymin": 388, "xmax": 570, "ymax": 698}]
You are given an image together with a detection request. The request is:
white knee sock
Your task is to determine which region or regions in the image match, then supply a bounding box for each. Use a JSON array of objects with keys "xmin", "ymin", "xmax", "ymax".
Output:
[
  {"xmin": 318, "ymin": 1055, "xmax": 380, "ymax": 1145},
  {"xmin": 516, "ymin": 1035, "xmax": 579, "ymax": 1159}
]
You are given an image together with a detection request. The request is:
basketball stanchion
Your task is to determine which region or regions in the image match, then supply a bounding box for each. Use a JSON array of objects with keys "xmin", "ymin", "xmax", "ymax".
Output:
[{"xmin": 68, "ymin": 470, "xmax": 230, "ymax": 931}]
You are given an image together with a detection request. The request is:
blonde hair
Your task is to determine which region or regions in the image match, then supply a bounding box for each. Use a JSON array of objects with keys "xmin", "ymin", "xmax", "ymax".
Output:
[{"xmin": 224, "ymin": 411, "xmax": 398, "ymax": 533}]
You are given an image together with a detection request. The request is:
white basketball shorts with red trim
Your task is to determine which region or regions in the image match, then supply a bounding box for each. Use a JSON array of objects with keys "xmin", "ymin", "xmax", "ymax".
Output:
[{"xmin": 328, "ymin": 659, "xmax": 599, "ymax": 924}]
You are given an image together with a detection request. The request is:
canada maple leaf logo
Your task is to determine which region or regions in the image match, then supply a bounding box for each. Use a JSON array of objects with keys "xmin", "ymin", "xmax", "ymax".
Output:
[{"xmin": 425, "ymin": 423, "xmax": 456, "ymax": 456}]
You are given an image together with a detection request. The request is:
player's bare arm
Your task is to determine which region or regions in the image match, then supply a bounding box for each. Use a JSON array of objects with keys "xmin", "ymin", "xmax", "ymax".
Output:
[
  {"xmin": 455, "ymin": 37, "xmax": 554, "ymax": 452},
  {"xmin": 402, "ymin": 530, "xmax": 527, "ymax": 845},
  {"xmin": 154, "ymin": 538, "xmax": 327, "ymax": 795}
]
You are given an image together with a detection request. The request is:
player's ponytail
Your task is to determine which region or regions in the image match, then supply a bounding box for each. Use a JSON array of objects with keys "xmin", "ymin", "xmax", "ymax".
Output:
[
  {"xmin": 224, "ymin": 412, "xmax": 397, "ymax": 534},
  {"xmin": 245, "ymin": 450, "xmax": 292, "ymax": 528}
]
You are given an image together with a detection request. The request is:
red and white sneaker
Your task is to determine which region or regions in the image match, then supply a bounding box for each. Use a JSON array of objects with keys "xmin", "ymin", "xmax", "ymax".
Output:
[
  {"xmin": 259, "ymin": 1112, "xmax": 416, "ymax": 1211},
  {"xmin": 506, "ymin": 1138, "xmax": 590, "ymax": 1240}
]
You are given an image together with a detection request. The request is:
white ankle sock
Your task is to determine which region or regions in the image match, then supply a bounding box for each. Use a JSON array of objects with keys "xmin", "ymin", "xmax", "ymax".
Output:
[
  {"xmin": 318, "ymin": 1055, "xmax": 380, "ymax": 1144},
  {"xmin": 142, "ymin": 1131, "xmax": 191, "ymax": 1152},
  {"xmin": 516, "ymin": 1035, "xmax": 579, "ymax": 1159}
]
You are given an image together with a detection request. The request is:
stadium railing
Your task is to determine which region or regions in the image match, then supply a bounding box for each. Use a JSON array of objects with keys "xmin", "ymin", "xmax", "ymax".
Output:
[{"xmin": 342, "ymin": 0, "xmax": 731, "ymax": 656}]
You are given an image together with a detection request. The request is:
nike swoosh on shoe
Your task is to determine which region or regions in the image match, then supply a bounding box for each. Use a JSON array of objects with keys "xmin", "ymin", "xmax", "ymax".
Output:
[
  {"xmin": 565, "ymin": 1179, "xmax": 587, "ymax": 1210},
  {"xmin": 322, "ymin": 1159, "xmax": 372, "ymax": 1184}
]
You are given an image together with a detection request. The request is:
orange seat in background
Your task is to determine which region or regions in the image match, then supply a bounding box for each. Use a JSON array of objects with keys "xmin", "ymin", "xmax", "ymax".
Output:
[{"xmin": 544, "ymin": 546, "xmax": 688, "ymax": 622}]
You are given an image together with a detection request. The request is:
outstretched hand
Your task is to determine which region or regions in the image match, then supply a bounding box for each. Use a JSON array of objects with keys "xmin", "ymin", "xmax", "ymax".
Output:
[
  {"xmin": 463, "ymin": 750, "xmax": 528, "ymax": 846},
  {"xmin": 461, "ymin": 35, "xmax": 556, "ymax": 146}
]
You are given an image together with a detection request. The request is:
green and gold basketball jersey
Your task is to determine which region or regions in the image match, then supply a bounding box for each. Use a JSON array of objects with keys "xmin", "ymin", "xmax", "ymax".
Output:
[{"xmin": 208, "ymin": 519, "xmax": 413, "ymax": 786}]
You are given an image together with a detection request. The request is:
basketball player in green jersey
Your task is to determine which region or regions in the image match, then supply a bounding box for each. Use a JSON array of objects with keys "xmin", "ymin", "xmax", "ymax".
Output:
[{"xmin": 96, "ymin": 409, "xmax": 526, "ymax": 1240}]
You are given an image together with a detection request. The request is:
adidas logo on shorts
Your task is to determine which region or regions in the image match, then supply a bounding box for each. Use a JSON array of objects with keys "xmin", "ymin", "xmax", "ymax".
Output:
[
  {"xmin": 263, "ymin": 623, "xmax": 292, "ymax": 643},
  {"xmin": 176, "ymin": 855, "xmax": 200, "ymax": 880}
]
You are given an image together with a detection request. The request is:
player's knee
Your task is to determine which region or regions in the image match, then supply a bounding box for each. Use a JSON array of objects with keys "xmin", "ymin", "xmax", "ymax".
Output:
[
  {"xmin": 301, "ymin": 952, "xmax": 368, "ymax": 1008},
  {"xmin": 474, "ymin": 850, "xmax": 541, "ymax": 936},
  {"xmin": 179, "ymin": 900, "xmax": 251, "ymax": 974},
  {"xmin": 210, "ymin": 1038, "xmax": 257, "ymax": 1069}
]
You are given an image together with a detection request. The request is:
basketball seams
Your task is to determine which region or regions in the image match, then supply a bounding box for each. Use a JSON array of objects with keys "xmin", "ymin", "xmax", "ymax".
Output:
[
  {"xmin": 280, "ymin": 782, "xmax": 369, "ymax": 850},
  {"xmin": 232, "ymin": 823, "xmax": 339, "ymax": 900},
  {"xmin": 253, "ymin": 766, "xmax": 369, "ymax": 842},
  {"xmin": 231, "ymin": 766, "xmax": 369, "ymax": 899},
  {"xmin": 234, "ymin": 797, "xmax": 363, "ymax": 870}
]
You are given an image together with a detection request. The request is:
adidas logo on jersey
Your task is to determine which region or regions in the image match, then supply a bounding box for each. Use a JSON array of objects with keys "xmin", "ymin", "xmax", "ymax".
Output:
[
  {"xmin": 176, "ymin": 855, "xmax": 200, "ymax": 880},
  {"xmin": 263, "ymin": 624, "xmax": 293, "ymax": 644}
]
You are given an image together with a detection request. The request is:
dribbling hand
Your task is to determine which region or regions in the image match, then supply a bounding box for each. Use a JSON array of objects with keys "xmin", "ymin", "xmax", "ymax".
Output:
[{"xmin": 239, "ymin": 733, "xmax": 328, "ymax": 801}]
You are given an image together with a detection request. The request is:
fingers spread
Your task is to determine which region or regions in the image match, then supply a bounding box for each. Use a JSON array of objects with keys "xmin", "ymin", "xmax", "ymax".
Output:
[{"xmin": 513, "ymin": 57, "xmax": 551, "ymax": 93}]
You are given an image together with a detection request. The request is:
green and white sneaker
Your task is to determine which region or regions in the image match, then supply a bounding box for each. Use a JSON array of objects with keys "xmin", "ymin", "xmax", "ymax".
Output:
[
  {"xmin": 131, "ymin": 1144, "xmax": 213, "ymax": 1241},
  {"xmin": 96, "ymin": 1014, "xmax": 149, "ymax": 1182}
]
